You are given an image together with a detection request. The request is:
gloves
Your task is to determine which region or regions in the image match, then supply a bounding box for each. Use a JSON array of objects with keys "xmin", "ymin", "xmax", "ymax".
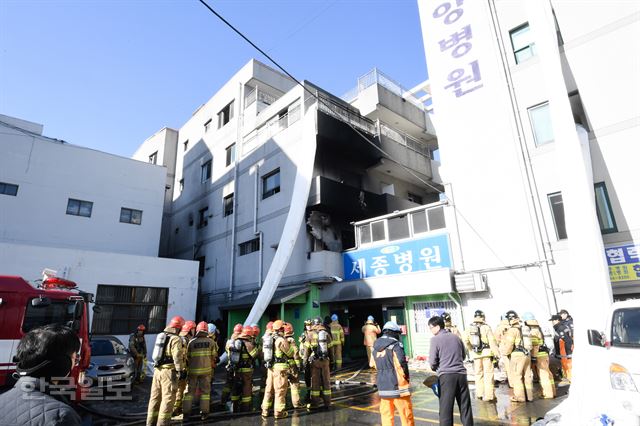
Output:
[{"xmin": 179, "ymin": 370, "xmax": 187, "ymax": 381}]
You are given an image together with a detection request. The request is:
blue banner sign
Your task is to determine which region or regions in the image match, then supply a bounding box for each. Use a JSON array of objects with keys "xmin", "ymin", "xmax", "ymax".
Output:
[
  {"xmin": 605, "ymin": 243, "xmax": 640, "ymax": 283},
  {"xmin": 343, "ymin": 233, "xmax": 452, "ymax": 280}
]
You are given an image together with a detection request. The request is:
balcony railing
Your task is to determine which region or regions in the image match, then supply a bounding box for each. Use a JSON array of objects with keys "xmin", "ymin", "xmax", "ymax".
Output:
[
  {"xmin": 379, "ymin": 122, "xmax": 433, "ymax": 159},
  {"xmin": 244, "ymin": 88, "xmax": 277, "ymax": 110},
  {"xmin": 242, "ymin": 103, "xmax": 301, "ymax": 155},
  {"xmin": 341, "ymin": 68, "xmax": 427, "ymax": 111},
  {"xmin": 316, "ymin": 93, "xmax": 376, "ymax": 135}
]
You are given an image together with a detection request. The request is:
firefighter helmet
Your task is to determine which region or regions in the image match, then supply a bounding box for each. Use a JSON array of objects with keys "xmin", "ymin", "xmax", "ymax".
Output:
[
  {"xmin": 367, "ymin": 315, "xmax": 374, "ymax": 322},
  {"xmin": 252, "ymin": 324, "xmax": 260, "ymax": 336},
  {"xmin": 196, "ymin": 321, "xmax": 208, "ymax": 334},
  {"xmin": 506, "ymin": 310, "xmax": 519, "ymax": 321},
  {"xmin": 168, "ymin": 316, "xmax": 185, "ymax": 329},
  {"xmin": 304, "ymin": 319, "xmax": 312, "ymax": 326},
  {"xmin": 474, "ymin": 310, "xmax": 485, "ymax": 319},
  {"xmin": 522, "ymin": 312, "xmax": 535, "ymax": 321},
  {"xmin": 272, "ymin": 320, "xmax": 284, "ymax": 331},
  {"xmin": 383, "ymin": 321, "xmax": 401, "ymax": 332},
  {"xmin": 284, "ymin": 322, "xmax": 294, "ymax": 336},
  {"xmin": 241, "ymin": 325, "xmax": 253, "ymax": 336},
  {"xmin": 331, "ymin": 314, "xmax": 338, "ymax": 322},
  {"xmin": 207, "ymin": 323, "xmax": 217, "ymax": 334},
  {"xmin": 441, "ymin": 312, "xmax": 452, "ymax": 322},
  {"xmin": 181, "ymin": 320, "xmax": 196, "ymax": 334},
  {"xmin": 266, "ymin": 321, "xmax": 274, "ymax": 331},
  {"xmin": 233, "ymin": 323, "xmax": 243, "ymax": 334},
  {"xmin": 137, "ymin": 324, "xmax": 146, "ymax": 331},
  {"xmin": 312, "ymin": 317, "xmax": 322, "ymax": 326}
]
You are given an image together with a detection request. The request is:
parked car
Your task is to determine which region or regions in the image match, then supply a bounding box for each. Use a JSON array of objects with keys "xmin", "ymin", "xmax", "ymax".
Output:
[{"xmin": 86, "ymin": 335, "xmax": 135, "ymax": 387}]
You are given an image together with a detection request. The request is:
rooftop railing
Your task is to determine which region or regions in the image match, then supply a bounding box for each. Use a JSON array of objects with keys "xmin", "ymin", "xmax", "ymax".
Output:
[
  {"xmin": 316, "ymin": 92, "xmax": 376, "ymax": 135},
  {"xmin": 341, "ymin": 68, "xmax": 427, "ymax": 111}
]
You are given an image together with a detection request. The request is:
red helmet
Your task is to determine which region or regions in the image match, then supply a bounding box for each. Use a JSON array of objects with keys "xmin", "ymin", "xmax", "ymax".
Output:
[
  {"xmin": 233, "ymin": 323, "xmax": 243, "ymax": 334},
  {"xmin": 196, "ymin": 321, "xmax": 208, "ymax": 334},
  {"xmin": 266, "ymin": 321, "xmax": 274, "ymax": 331},
  {"xmin": 251, "ymin": 324, "xmax": 260, "ymax": 336},
  {"xmin": 242, "ymin": 325, "xmax": 253, "ymax": 336},
  {"xmin": 181, "ymin": 320, "xmax": 196, "ymax": 333},
  {"xmin": 137, "ymin": 324, "xmax": 146, "ymax": 332},
  {"xmin": 272, "ymin": 320, "xmax": 284, "ymax": 331},
  {"xmin": 283, "ymin": 323, "xmax": 293, "ymax": 336},
  {"xmin": 169, "ymin": 316, "xmax": 185, "ymax": 329}
]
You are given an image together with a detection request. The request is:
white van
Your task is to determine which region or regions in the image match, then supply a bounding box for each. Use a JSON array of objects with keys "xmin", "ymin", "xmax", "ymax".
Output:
[{"xmin": 587, "ymin": 299, "xmax": 640, "ymax": 423}]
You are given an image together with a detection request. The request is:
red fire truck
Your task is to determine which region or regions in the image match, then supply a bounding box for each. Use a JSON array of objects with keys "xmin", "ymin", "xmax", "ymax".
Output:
[{"xmin": 0, "ymin": 274, "xmax": 92, "ymax": 398}]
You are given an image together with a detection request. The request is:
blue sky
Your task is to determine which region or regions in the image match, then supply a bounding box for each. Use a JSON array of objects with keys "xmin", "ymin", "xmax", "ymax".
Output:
[{"xmin": 1, "ymin": 0, "xmax": 427, "ymax": 157}]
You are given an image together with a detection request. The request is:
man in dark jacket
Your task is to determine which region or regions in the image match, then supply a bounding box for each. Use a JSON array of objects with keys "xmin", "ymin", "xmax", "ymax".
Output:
[
  {"xmin": 428, "ymin": 315, "xmax": 473, "ymax": 426},
  {"xmin": 0, "ymin": 324, "xmax": 82, "ymax": 426},
  {"xmin": 551, "ymin": 314, "xmax": 573, "ymax": 381},
  {"xmin": 373, "ymin": 321, "xmax": 415, "ymax": 426}
]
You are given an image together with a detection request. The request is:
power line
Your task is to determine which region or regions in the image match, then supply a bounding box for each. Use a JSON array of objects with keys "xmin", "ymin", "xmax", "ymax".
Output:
[{"xmin": 195, "ymin": 0, "xmax": 552, "ymax": 311}]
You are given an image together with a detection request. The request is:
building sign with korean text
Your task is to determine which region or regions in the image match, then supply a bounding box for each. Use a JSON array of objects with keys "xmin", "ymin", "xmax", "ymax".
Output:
[
  {"xmin": 605, "ymin": 243, "xmax": 640, "ymax": 283},
  {"xmin": 343, "ymin": 233, "xmax": 452, "ymax": 281}
]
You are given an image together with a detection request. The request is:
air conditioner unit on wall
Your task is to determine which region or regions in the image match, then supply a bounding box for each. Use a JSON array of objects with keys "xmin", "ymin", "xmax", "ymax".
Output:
[{"xmin": 454, "ymin": 273, "xmax": 487, "ymax": 293}]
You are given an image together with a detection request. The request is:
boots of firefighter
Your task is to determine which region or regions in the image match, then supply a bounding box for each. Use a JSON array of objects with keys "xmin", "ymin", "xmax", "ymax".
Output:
[
  {"xmin": 537, "ymin": 354, "xmax": 556, "ymax": 399},
  {"xmin": 334, "ymin": 343, "xmax": 343, "ymax": 370},
  {"xmin": 509, "ymin": 352, "xmax": 531, "ymax": 402},
  {"xmin": 320, "ymin": 359, "xmax": 332, "ymax": 408},
  {"xmin": 147, "ymin": 368, "xmax": 178, "ymax": 426},
  {"xmin": 261, "ymin": 368, "xmax": 275, "ymax": 417},
  {"xmin": 240, "ymin": 371, "xmax": 253, "ymax": 412},
  {"xmin": 273, "ymin": 367, "xmax": 290, "ymax": 419}
]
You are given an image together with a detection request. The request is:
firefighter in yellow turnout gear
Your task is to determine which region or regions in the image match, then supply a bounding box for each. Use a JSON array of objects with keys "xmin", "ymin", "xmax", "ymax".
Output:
[
  {"xmin": 234, "ymin": 325, "xmax": 259, "ymax": 412},
  {"xmin": 500, "ymin": 311, "xmax": 533, "ymax": 402},
  {"xmin": 221, "ymin": 324, "xmax": 243, "ymax": 405},
  {"xmin": 463, "ymin": 310, "xmax": 500, "ymax": 401},
  {"xmin": 261, "ymin": 320, "xmax": 295, "ymax": 419},
  {"xmin": 173, "ymin": 321, "xmax": 195, "ymax": 415},
  {"xmin": 146, "ymin": 316, "xmax": 186, "ymax": 426},
  {"xmin": 284, "ymin": 322, "xmax": 304, "ymax": 408},
  {"xmin": 304, "ymin": 317, "xmax": 333, "ymax": 409},
  {"xmin": 182, "ymin": 322, "xmax": 217, "ymax": 420},
  {"xmin": 442, "ymin": 312, "xmax": 462, "ymax": 339},
  {"xmin": 523, "ymin": 312, "xmax": 555, "ymax": 399},
  {"xmin": 494, "ymin": 315, "xmax": 513, "ymax": 387},
  {"xmin": 329, "ymin": 314, "xmax": 344, "ymax": 370}
]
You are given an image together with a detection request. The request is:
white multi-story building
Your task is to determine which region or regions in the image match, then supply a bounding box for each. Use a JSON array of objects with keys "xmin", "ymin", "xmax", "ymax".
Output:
[
  {"xmin": 0, "ymin": 114, "xmax": 198, "ymax": 348},
  {"xmin": 134, "ymin": 60, "xmax": 447, "ymax": 354},
  {"xmin": 414, "ymin": 0, "xmax": 640, "ymax": 334}
]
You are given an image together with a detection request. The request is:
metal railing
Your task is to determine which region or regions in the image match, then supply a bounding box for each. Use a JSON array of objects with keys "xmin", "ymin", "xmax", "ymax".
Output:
[
  {"xmin": 342, "ymin": 68, "xmax": 427, "ymax": 111},
  {"xmin": 316, "ymin": 93, "xmax": 376, "ymax": 135},
  {"xmin": 242, "ymin": 105, "xmax": 301, "ymax": 155},
  {"xmin": 244, "ymin": 88, "xmax": 277, "ymax": 110},
  {"xmin": 379, "ymin": 122, "xmax": 432, "ymax": 159}
]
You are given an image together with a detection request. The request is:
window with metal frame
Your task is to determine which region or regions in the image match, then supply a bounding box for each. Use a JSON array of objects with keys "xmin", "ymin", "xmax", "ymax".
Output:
[
  {"xmin": 66, "ymin": 198, "xmax": 93, "ymax": 218},
  {"xmin": 594, "ymin": 182, "xmax": 617, "ymax": 234},
  {"xmin": 201, "ymin": 160, "xmax": 212, "ymax": 183},
  {"xmin": 510, "ymin": 23, "xmax": 536, "ymax": 64},
  {"xmin": 225, "ymin": 143, "xmax": 236, "ymax": 167},
  {"xmin": 218, "ymin": 100, "xmax": 235, "ymax": 128},
  {"xmin": 91, "ymin": 285, "xmax": 168, "ymax": 334},
  {"xmin": 120, "ymin": 207, "xmax": 143, "ymax": 225},
  {"xmin": 548, "ymin": 192, "xmax": 567, "ymax": 240},
  {"xmin": 223, "ymin": 193, "xmax": 234, "ymax": 217},
  {"xmin": 0, "ymin": 182, "xmax": 19, "ymax": 196},
  {"xmin": 528, "ymin": 102, "xmax": 554, "ymax": 146},
  {"xmin": 239, "ymin": 238, "xmax": 260, "ymax": 256},
  {"xmin": 262, "ymin": 168, "xmax": 280, "ymax": 199},
  {"xmin": 198, "ymin": 207, "xmax": 209, "ymax": 228}
]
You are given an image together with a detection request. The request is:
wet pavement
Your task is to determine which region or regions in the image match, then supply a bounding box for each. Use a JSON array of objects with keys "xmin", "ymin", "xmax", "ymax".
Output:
[{"xmin": 81, "ymin": 362, "xmax": 567, "ymax": 425}]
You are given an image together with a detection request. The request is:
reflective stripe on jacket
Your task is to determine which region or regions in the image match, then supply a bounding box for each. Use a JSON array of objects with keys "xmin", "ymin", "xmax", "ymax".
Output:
[
  {"xmin": 373, "ymin": 335, "xmax": 410, "ymax": 398},
  {"xmin": 186, "ymin": 335, "xmax": 217, "ymax": 376}
]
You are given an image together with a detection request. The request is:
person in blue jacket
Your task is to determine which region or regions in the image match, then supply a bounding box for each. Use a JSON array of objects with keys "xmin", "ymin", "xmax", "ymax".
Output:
[{"xmin": 373, "ymin": 321, "xmax": 415, "ymax": 426}]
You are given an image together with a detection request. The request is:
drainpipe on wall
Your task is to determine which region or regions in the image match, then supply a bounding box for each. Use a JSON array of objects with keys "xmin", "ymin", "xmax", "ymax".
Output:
[
  {"xmin": 253, "ymin": 163, "xmax": 264, "ymax": 289},
  {"xmin": 228, "ymin": 82, "xmax": 244, "ymax": 298}
]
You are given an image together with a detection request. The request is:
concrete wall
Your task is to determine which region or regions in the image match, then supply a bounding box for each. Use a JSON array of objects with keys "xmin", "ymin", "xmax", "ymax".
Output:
[
  {"xmin": 0, "ymin": 121, "xmax": 166, "ymax": 257},
  {"xmin": 0, "ymin": 242, "xmax": 198, "ymax": 352}
]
